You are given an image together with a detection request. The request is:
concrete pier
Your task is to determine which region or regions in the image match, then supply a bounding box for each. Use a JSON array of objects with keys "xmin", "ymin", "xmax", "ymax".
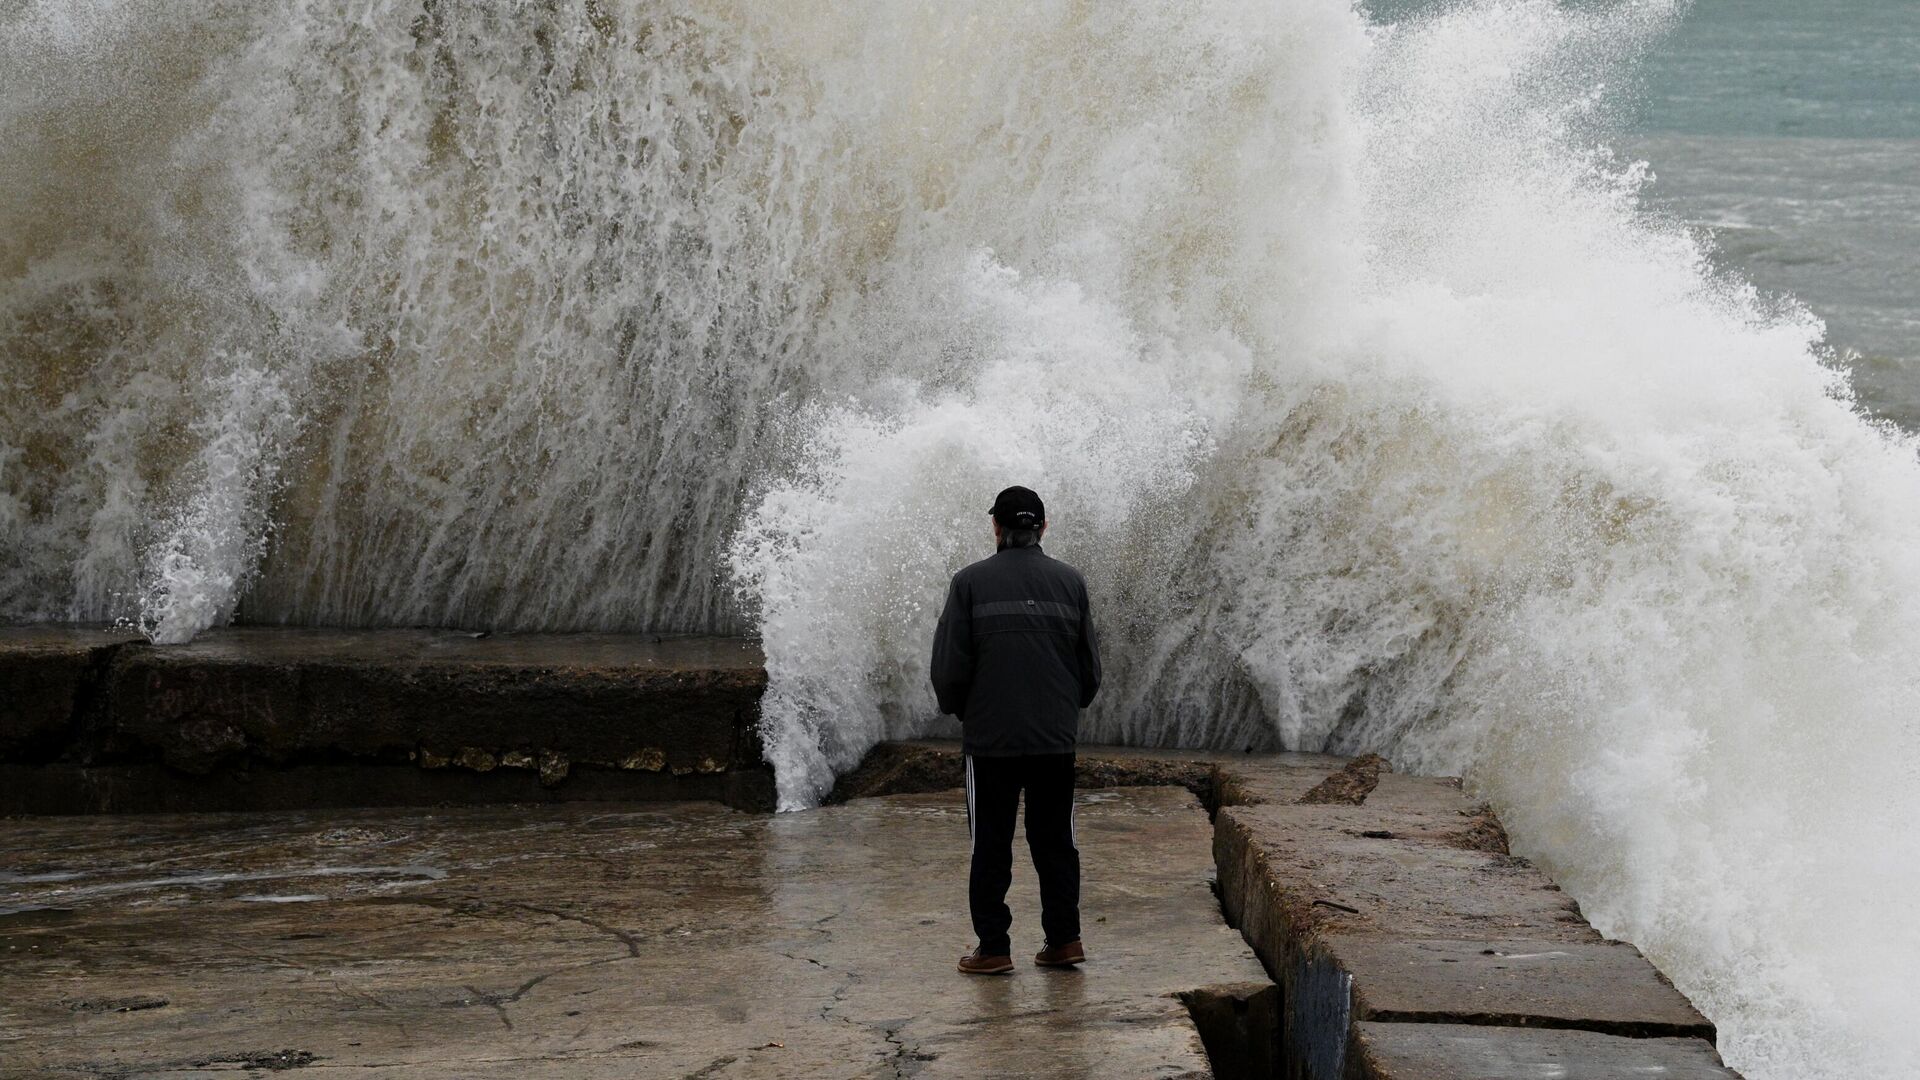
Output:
[{"xmin": 2, "ymin": 627, "xmax": 1747, "ymax": 1077}]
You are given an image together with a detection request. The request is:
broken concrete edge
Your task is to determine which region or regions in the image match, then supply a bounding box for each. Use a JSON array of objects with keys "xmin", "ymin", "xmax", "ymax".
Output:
[
  {"xmin": 0, "ymin": 625, "xmax": 134, "ymax": 759},
  {"xmin": 0, "ymin": 625, "xmax": 775, "ymax": 814},
  {"xmin": 1332, "ymin": 935, "xmax": 1716, "ymax": 1041},
  {"xmin": 1178, "ymin": 982, "xmax": 1282, "ymax": 1080}
]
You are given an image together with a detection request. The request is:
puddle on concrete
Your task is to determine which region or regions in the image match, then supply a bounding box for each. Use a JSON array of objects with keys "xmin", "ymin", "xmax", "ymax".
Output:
[
  {"xmin": 0, "ymin": 906, "xmax": 78, "ymax": 924},
  {"xmin": 1, "ymin": 865, "xmax": 448, "ymax": 908}
]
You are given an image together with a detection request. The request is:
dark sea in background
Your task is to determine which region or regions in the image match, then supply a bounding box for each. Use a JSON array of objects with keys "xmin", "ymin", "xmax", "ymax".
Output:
[{"xmin": 1630, "ymin": 0, "xmax": 1920, "ymax": 427}]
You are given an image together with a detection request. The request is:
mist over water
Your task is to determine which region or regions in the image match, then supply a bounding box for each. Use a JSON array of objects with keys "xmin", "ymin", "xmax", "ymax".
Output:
[{"xmin": 5, "ymin": 2, "xmax": 1920, "ymax": 1076}]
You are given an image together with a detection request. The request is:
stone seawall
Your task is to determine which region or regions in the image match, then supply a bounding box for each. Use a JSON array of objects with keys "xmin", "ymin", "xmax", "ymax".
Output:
[{"xmin": 0, "ymin": 625, "xmax": 773, "ymax": 813}]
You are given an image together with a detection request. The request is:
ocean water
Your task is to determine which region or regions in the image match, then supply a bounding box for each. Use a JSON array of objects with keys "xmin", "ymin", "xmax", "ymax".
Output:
[
  {"xmin": 5, "ymin": 3, "xmax": 1920, "ymax": 1077},
  {"xmin": 1377, "ymin": 0, "xmax": 1920, "ymax": 423},
  {"xmin": 1630, "ymin": 0, "xmax": 1920, "ymax": 427}
]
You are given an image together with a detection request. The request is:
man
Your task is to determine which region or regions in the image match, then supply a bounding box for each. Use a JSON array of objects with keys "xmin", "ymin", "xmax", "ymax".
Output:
[{"xmin": 930, "ymin": 485, "xmax": 1102, "ymax": 976}]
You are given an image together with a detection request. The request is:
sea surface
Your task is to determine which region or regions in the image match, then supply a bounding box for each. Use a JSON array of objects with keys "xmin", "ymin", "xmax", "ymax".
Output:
[
  {"xmin": 1363, "ymin": 0, "xmax": 1920, "ymax": 425},
  {"xmin": 1630, "ymin": 0, "xmax": 1920, "ymax": 426}
]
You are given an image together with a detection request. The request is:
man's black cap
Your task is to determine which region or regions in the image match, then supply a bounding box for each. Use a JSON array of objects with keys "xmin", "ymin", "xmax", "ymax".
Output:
[{"xmin": 989, "ymin": 486, "xmax": 1046, "ymax": 530}]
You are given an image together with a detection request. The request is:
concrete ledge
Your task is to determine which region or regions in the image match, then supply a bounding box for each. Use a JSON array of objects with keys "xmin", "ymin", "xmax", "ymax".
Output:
[
  {"xmin": 1210, "ymin": 772, "xmax": 1739, "ymax": 1079},
  {"xmin": 1346, "ymin": 1022, "xmax": 1739, "ymax": 1079},
  {"xmin": 0, "ymin": 762, "xmax": 770, "ymax": 815},
  {"xmin": 1336, "ymin": 937, "xmax": 1712, "ymax": 1038},
  {"xmin": 1, "ymin": 625, "xmax": 773, "ymax": 813}
]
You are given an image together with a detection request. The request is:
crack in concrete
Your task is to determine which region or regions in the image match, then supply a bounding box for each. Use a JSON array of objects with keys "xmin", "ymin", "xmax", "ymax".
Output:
[
  {"xmin": 820, "ymin": 971, "xmax": 856, "ymax": 1023},
  {"xmin": 449, "ymin": 954, "xmax": 631, "ymax": 1024},
  {"xmin": 461, "ymin": 983, "xmax": 514, "ymax": 1030},
  {"xmin": 679, "ymin": 1053, "xmax": 738, "ymax": 1079},
  {"xmin": 287, "ymin": 1040, "xmax": 665, "ymax": 1070},
  {"xmin": 327, "ymin": 979, "xmax": 396, "ymax": 1013},
  {"xmin": 72, "ymin": 1048, "xmax": 319, "ymax": 1078},
  {"xmin": 785, "ymin": 950, "xmax": 934, "ymax": 1080},
  {"xmin": 239, "ymin": 949, "xmax": 318, "ymax": 973},
  {"xmin": 343, "ymin": 891, "xmax": 649, "ymax": 964},
  {"xmin": 879, "ymin": 1020, "xmax": 937, "ymax": 1078},
  {"xmin": 494, "ymin": 900, "xmax": 643, "ymax": 958},
  {"xmin": 951, "ymin": 996, "xmax": 1140, "ymax": 1026},
  {"xmin": 779, "ymin": 950, "xmax": 833, "ymax": 972}
]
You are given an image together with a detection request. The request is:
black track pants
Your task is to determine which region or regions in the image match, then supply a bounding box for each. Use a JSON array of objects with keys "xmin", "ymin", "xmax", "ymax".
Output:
[{"xmin": 965, "ymin": 752, "xmax": 1080, "ymax": 957}]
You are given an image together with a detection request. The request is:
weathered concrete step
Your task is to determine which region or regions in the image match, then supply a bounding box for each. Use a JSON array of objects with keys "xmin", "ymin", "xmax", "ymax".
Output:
[
  {"xmin": 1347, "ymin": 1022, "xmax": 1739, "ymax": 1079},
  {"xmin": 1209, "ymin": 766, "xmax": 1742, "ymax": 1080},
  {"xmin": 1, "ymin": 625, "xmax": 772, "ymax": 813},
  {"xmin": 1336, "ymin": 937, "xmax": 1711, "ymax": 1038}
]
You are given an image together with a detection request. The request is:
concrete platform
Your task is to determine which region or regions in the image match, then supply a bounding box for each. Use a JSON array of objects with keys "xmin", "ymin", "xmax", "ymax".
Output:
[
  {"xmin": 0, "ymin": 785, "xmax": 1261, "ymax": 1078},
  {"xmin": 0, "ymin": 625, "xmax": 772, "ymax": 814}
]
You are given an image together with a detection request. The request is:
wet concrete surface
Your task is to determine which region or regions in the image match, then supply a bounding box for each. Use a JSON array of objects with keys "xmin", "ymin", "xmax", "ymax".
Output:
[{"xmin": 0, "ymin": 786, "xmax": 1260, "ymax": 1078}]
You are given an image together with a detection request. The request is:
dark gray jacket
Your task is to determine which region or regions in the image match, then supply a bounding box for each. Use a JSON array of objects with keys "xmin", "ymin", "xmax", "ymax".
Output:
[{"xmin": 929, "ymin": 545, "xmax": 1101, "ymax": 757}]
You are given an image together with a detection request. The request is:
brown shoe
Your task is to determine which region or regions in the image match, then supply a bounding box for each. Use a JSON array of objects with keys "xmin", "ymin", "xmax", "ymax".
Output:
[
  {"xmin": 958, "ymin": 948, "xmax": 1014, "ymax": 976},
  {"xmin": 1034, "ymin": 940, "xmax": 1086, "ymax": 967}
]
